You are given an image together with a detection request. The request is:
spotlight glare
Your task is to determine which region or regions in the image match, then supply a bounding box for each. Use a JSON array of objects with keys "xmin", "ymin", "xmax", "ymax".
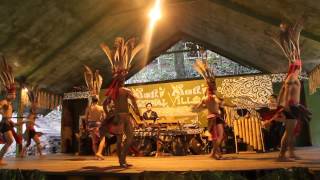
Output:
[{"xmin": 148, "ymin": 0, "xmax": 161, "ymax": 22}]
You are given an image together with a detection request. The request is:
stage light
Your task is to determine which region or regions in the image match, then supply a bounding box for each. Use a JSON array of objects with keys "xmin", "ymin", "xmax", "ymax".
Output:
[
  {"xmin": 143, "ymin": 0, "xmax": 162, "ymax": 65},
  {"xmin": 148, "ymin": 0, "xmax": 161, "ymax": 22}
]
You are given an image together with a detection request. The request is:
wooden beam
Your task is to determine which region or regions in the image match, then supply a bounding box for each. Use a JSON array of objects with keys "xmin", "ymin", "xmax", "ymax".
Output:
[
  {"xmin": 20, "ymin": 0, "xmax": 197, "ymax": 80},
  {"xmin": 22, "ymin": 2, "xmax": 151, "ymax": 80},
  {"xmin": 208, "ymin": 0, "xmax": 320, "ymax": 43}
]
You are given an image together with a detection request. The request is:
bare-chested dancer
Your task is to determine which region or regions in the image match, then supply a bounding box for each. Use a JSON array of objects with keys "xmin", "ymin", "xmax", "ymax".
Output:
[
  {"xmin": 85, "ymin": 96, "xmax": 105, "ymax": 155},
  {"xmin": 95, "ymin": 101, "xmax": 114, "ymax": 160},
  {"xmin": 101, "ymin": 37, "xmax": 143, "ymax": 167},
  {"xmin": 0, "ymin": 57, "xmax": 18, "ymax": 165},
  {"xmin": 20, "ymin": 89, "xmax": 42, "ymax": 157},
  {"xmin": 192, "ymin": 59, "xmax": 226, "ymax": 160},
  {"xmin": 105, "ymin": 79, "xmax": 141, "ymax": 167},
  {"xmin": 278, "ymin": 60, "xmax": 302, "ymax": 161},
  {"xmin": 83, "ymin": 65, "xmax": 104, "ymax": 157},
  {"xmin": 20, "ymin": 110, "xmax": 42, "ymax": 157},
  {"xmin": 265, "ymin": 18, "xmax": 311, "ymax": 161},
  {"xmin": 193, "ymin": 89, "xmax": 224, "ymax": 159}
]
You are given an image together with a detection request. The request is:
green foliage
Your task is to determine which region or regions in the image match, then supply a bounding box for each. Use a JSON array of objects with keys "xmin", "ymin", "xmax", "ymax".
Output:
[
  {"xmin": 139, "ymin": 168, "xmax": 314, "ymax": 180},
  {"xmin": 127, "ymin": 41, "xmax": 260, "ymax": 85},
  {"xmin": 0, "ymin": 169, "xmax": 46, "ymax": 180}
]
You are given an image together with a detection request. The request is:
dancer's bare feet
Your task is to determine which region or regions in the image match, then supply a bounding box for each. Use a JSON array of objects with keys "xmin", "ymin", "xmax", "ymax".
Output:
[
  {"xmin": 95, "ymin": 153, "xmax": 104, "ymax": 160},
  {"xmin": 120, "ymin": 163, "xmax": 132, "ymax": 168},
  {"xmin": 289, "ymin": 154, "xmax": 301, "ymax": 160},
  {"xmin": 210, "ymin": 153, "xmax": 222, "ymax": 160},
  {"xmin": 155, "ymin": 152, "xmax": 162, "ymax": 158},
  {"xmin": 276, "ymin": 155, "xmax": 292, "ymax": 162}
]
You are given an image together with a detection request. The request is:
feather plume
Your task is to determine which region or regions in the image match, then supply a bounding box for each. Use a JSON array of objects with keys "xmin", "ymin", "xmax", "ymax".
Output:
[
  {"xmin": 193, "ymin": 59, "xmax": 216, "ymax": 91},
  {"xmin": 27, "ymin": 87, "xmax": 39, "ymax": 104},
  {"xmin": 100, "ymin": 37, "xmax": 144, "ymax": 78},
  {"xmin": 0, "ymin": 55, "xmax": 15, "ymax": 93},
  {"xmin": 266, "ymin": 17, "xmax": 304, "ymax": 63},
  {"xmin": 94, "ymin": 70, "xmax": 103, "ymax": 95},
  {"xmin": 83, "ymin": 65, "xmax": 103, "ymax": 97},
  {"xmin": 193, "ymin": 59, "xmax": 215, "ymax": 82},
  {"xmin": 83, "ymin": 65, "xmax": 94, "ymax": 91}
]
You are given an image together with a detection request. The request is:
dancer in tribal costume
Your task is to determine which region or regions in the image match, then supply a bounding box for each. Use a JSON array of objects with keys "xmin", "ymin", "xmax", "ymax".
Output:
[
  {"xmin": 20, "ymin": 87, "xmax": 43, "ymax": 157},
  {"xmin": 265, "ymin": 17, "xmax": 311, "ymax": 161},
  {"xmin": 0, "ymin": 56, "xmax": 21, "ymax": 165},
  {"xmin": 83, "ymin": 65, "xmax": 105, "ymax": 157},
  {"xmin": 101, "ymin": 37, "xmax": 143, "ymax": 168},
  {"xmin": 192, "ymin": 59, "xmax": 225, "ymax": 160}
]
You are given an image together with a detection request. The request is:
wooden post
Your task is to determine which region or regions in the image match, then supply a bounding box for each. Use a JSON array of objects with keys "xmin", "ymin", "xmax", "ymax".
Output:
[{"xmin": 16, "ymin": 87, "xmax": 24, "ymax": 156}]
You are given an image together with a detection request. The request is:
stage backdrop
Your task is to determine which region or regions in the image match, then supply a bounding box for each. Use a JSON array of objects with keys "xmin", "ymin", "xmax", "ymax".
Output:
[{"xmin": 123, "ymin": 74, "xmax": 274, "ymax": 127}]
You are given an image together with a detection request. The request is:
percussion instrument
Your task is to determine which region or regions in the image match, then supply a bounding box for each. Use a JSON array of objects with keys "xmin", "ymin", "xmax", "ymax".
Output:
[
  {"xmin": 189, "ymin": 136, "xmax": 205, "ymax": 155},
  {"xmin": 133, "ymin": 126, "xmax": 205, "ymax": 156},
  {"xmin": 224, "ymin": 107, "xmax": 265, "ymax": 153},
  {"xmin": 172, "ymin": 136, "xmax": 188, "ymax": 156}
]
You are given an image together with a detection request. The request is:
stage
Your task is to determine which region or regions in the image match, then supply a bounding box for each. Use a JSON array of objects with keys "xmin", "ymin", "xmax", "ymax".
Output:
[{"xmin": 1, "ymin": 147, "xmax": 319, "ymax": 179}]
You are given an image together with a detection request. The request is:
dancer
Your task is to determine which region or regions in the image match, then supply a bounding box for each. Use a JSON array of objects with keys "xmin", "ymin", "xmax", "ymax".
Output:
[
  {"xmin": 83, "ymin": 65, "xmax": 105, "ymax": 156},
  {"xmin": 192, "ymin": 59, "xmax": 224, "ymax": 160},
  {"xmin": 0, "ymin": 56, "xmax": 19, "ymax": 165},
  {"xmin": 265, "ymin": 18, "xmax": 311, "ymax": 161},
  {"xmin": 20, "ymin": 88, "xmax": 43, "ymax": 157},
  {"xmin": 95, "ymin": 101, "xmax": 116, "ymax": 160},
  {"xmin": 101, "ymin": 37, "xmax": 143, "ymax": 167}
]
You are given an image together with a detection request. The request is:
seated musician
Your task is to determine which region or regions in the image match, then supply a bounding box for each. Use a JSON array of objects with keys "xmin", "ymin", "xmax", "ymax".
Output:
[
  {"xmin": 142, "ymin": 103, "xmax": 159, "ymax": 123},
  {"xmin": 269, "ymin": 95, "xmax": 285, "ymax": 151},
  {"xmin": 260, "ymin": 95, "xmax": 284, "ymax": 151}
]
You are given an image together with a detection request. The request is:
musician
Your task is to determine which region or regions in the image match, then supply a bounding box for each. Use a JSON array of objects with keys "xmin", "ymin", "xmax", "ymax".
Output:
[
  {"xmin": 260, "ymin": 95, "xmax": 284, "ymax": 151},
  {"xmin": 268, "ymin": 95, "xmax": 284, "ymax": 151},
  {"xmin": 142, "ymin": 103, "xmax": 159, "ymax": 123}
]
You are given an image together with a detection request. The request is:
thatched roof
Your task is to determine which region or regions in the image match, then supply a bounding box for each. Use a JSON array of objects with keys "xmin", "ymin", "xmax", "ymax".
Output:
[{"xmin": 1, "ymin": 0, "xmax": 319, "ymax": 94}]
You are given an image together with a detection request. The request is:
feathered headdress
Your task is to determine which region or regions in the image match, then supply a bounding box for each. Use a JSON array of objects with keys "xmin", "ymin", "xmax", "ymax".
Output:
[
  {"xmin": 266, "ymin": 18, "xmax": 304, "ymax": 72},
  {"xmin": 27, "ymin": 87, "xmax": 39, "ymax": 112},
  {"xmin": 101, "ymin": 37, "xmax": 144, "ymax": 100},
  {"xmin": 83, "ymin": 65, "xmax": 103, "ymax": 98},
  {"xmin": 193, "ymin": 59, "xmax": 216, "ymax": 94},
  {"xmin": 0, "ymin": 55, "xmax": 16, "ymax": 95}
]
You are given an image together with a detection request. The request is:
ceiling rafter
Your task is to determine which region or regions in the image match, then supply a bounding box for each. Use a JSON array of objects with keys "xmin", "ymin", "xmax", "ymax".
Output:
[{"xmin": 207, "ymin": 0, "xmax": 320, "ymax": 43}]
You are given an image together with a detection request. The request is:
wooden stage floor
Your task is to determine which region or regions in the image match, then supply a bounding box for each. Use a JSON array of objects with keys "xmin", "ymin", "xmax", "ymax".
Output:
[{"xmin": 1, "ymin": 147, "xmax": 320, "ymax": 175}]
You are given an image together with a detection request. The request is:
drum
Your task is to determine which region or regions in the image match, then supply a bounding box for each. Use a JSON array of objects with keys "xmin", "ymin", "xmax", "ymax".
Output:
[
  {"xmin": 132, "ymin": 135, "xmax": 156, "ymax": 156},
  {"xmin": 189, "ymin": 136, "xmax": 204, "ymax": 155},
  {"xmin": 172, "ymin": 135, "xmax": 188, "ymax": 156}
]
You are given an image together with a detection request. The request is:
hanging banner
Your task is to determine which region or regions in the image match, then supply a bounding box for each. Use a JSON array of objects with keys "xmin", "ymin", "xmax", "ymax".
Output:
[{"xmin": 125, "ymin": 74, "xmax": 274, "ymax": 126}]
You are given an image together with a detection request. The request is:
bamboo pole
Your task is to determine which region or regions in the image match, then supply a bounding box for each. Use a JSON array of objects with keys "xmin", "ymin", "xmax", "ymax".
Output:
[{"xmin": 16, "ymin": 87, "xmax": 24, "ymax": 156}]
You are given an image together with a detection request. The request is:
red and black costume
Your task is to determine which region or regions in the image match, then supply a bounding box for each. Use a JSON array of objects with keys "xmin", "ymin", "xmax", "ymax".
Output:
[{"xmin": 0, "ymin": 57, "xmax": 22, "ymax": 145}]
